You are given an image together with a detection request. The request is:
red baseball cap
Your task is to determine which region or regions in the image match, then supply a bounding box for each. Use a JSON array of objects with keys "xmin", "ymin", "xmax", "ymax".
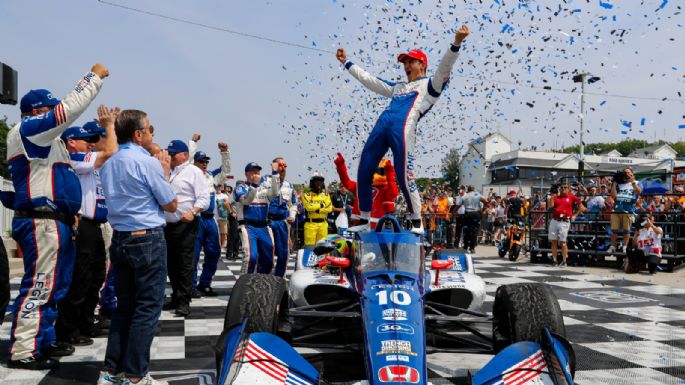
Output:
[{"xmin": 397, "ymin": 49, "xmax": 428, "ymax": 66}]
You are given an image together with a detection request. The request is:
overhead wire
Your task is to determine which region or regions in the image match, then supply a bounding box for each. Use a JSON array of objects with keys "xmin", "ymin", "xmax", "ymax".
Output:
[{"xmin": 97, "ymin": 0, "xmax": 685, "ymax": 104}]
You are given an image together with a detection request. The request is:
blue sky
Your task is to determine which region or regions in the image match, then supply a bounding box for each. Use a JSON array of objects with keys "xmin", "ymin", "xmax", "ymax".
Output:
[{"xmin": 1, "ymin": 0, "xmax": 683, "ymax": 183}]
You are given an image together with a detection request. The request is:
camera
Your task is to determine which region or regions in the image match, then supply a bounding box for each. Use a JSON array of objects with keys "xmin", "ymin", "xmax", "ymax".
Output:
[
  {"xmin": 549, "ymin": 183, "xmax": 560, "ymax": 195},
  {"xmin": 613, "ymin": 170, "xmax": 628, "ymax": 184}
]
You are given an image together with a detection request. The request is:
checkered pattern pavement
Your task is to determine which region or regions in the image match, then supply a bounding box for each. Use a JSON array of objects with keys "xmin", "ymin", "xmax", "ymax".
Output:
[{"xmin": 1, "ymin": 252, "xmax": 684, "ymax": 384}]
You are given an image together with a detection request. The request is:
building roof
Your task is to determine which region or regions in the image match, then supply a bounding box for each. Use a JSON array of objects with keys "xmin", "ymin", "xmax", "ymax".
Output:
[
  {"xmin": 600, "ymin": 149, "xmax": 622, "ymax": 156},
  {"xmin": 468, "ymin": 131, "xmax": 511, "ymax": 146},
  {"xmin": 628, "ymin": 143, "xmax": 676, "ymax": 159}
]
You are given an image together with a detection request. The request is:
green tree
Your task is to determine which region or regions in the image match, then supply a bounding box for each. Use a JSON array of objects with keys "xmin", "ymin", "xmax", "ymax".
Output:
[
  {"xmin": 440, "ymin": 148, "xmax": 461, "ymax": 191},
  {"xmin": 0, "ymin": 116, "xmax": 11, "ymax": 179}
]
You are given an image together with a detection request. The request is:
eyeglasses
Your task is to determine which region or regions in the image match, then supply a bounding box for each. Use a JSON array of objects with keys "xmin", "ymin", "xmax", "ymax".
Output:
[{"xmin": 197, "ymin": 160, "xmax": 209, "ymax": 164}]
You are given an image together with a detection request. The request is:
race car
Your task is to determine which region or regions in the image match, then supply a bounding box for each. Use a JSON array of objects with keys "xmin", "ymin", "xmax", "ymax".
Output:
[{"xmin": 215, "ymin": 215, "xmax": 575, "ymax": 385}]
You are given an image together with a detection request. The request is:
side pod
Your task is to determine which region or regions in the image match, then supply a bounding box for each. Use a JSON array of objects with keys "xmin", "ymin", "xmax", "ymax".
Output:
[
  {"xmin": 217, "ymin": 323, "xmax": 321, "ymax": 385},
  {"xmin": 471, "ymin": 329, "xmax": 574, "ymax": 385}
]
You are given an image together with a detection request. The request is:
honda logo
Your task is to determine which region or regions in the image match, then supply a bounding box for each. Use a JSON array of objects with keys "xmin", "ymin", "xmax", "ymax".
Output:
[{"xmin": 378, "ymin": 365, "xmax": 419, "ymax": 383}]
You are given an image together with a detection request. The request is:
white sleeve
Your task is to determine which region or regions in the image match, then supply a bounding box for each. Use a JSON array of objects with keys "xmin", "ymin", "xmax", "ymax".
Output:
[
  {"xmin": 193, "ymin": 167, "xmax": 210, "ymax": 210},
  {"xmin": 428, "ymin": 44, "xmax": 461, "ymax": 96},
  {"xmin": 344, "ymin": 61, "xmax": 394, "ymax": 97},
  {"xmin": 71, "ymin": 152, "xmax": 97, "ymax": 175}
]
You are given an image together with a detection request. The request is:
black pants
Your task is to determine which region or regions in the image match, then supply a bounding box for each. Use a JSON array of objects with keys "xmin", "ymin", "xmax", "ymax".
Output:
[
  {"xmin": 453, "ymin": 214, "xmax": 465, "ymax": 248},
  {"xmin": 56, "ymin": 218, "xmax": 106, "ymax": 340},
  {"xmin": 0, "ymin": 239, "xmax": 8, "ymax": 325},
  {"xmin": 463, "ymin": 212, "xmax": 481, "ymax": 250},
  {"xmin": 165, "ymin": 219, "xmax": 199, "ymax": 307},
  {"xmin": 228, "ymin": 215, "xmax": 240, "ymax": 257}
]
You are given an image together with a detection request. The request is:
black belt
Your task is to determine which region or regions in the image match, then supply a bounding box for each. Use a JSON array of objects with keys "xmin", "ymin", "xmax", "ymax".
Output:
[
  {"xmin": 269, "ymin": 215, "xmax": 287, "ymax": 221},
  {"xmin": 114, "ymin": 227, "xmax": 163, "ymax": 236},
  {"xmin": 305, "ymin": 218, "xmax": 325, "ymax": 223},
  {"xmin": 201, "ymin": 213, "xmax": 215, "ymax": 219},
  {"xmin": 239, "ymin": 220, "xmax": 270, "ymax": 227},
  {"xmin": 79, "ymin": 216, "xmax": 107, "ymax": 225},
  {"xmin": 15, "ymin": 210, "xmax": 75, "ymax": 226}
]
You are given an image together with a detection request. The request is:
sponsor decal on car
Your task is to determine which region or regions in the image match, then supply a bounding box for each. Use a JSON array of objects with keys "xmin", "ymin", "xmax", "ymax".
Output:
[
  {"xmin": 381, "ymin": 308, "xmax": 407, "ymax": 321},
  {"xmin": 372, "ymin": 283, "xmax": 415, "ymax": 292},
  {"xmin": 377, "ymin": 323, "xmax": 415, "ymax": 335},
  {"xmin": 385, "ymin": 355, "xmax": 410, "ymax": 362},
  {"xmin": 377, "ymin": 340, "xmax": 417, "ymax": 356},
  {"xmin": 378, "ymin": 365, "xmax": 420, "ymax": 383}
]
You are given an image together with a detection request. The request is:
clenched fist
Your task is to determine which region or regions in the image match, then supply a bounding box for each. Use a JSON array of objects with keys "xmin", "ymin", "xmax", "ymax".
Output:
[
  {"xmin": 454, "ymin": 24, "xmax": 469, "ymax": 46},
  {"xmin": 336, "ymin": 48, "xmax": 347, "ymax": 64},
  {"xmin": 334, "ymin": 152, "xmax": 346, "ymax": 167},
  {"xmin": 91, "ymin": 64, "xmax": 109, "ymax": 79}
]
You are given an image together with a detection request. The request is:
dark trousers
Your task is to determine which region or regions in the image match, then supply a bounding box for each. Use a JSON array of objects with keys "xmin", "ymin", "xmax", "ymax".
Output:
[
  {"xmin": 104, "ymin": 228, "xmax": 166, "ymax": 377},
  {"xmin": 0, "ymin": 239, "xmax": 8, "ymax": 325},
  {"xmin": 56, "ymin": 218, "xmax": 106, "ymax": 341},
  {"xmin": 228, "ymin": 215, "xmax": 240, "ymax": 258},
  {"xmin": 453, "ymin": 214, "xmax": 465, "ymax": 248},
  {"xmin": 463, "ymin": 212, "xmax": 481, "ymax": 250},
  {"xmin": 165, "ymin": 219, "xmax": 199, "ymax": 307}
]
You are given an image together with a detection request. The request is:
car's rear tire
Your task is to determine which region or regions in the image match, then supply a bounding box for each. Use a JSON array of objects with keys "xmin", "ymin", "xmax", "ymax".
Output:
[
  {"xmin": 492, "ymin": 283, "xmax": 565, "ymax": 354},
  {"xmin": 508, "ymin": 244, "xmax": 521, "ymax": 261}
]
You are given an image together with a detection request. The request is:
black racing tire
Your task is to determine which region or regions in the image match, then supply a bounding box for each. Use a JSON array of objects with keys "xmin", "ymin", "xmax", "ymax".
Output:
[
  {"xmin": 216, "ymin": 274, "xmax": 287, "ymax": 376},
  {"xmin": 223, "ymin": 273, "xmax": 287, "ymax": 332},
  {"xmin": 492, "ymin": 283, "xmax": 566, "ymax": 354},
  {"xmin": 508, "ymin": 244, "xmax": 521, "ymax": 261}
]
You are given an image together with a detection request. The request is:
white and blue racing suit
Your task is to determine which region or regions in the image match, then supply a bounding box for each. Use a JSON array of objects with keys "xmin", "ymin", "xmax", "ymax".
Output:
[
  {"xmin": 2, "ymin": 72, "xmax": 103, "ymax": 360},
  {"xmin": 265, "ymin": 178, "xmax": 297, "ymax": 277},
  {"xmin": 343, "ymin": 43, "xmax": 462, "ymax": 220},
  {"xmin": 235, "ymin": 173, "xmax": 280, "ymax": 274}
]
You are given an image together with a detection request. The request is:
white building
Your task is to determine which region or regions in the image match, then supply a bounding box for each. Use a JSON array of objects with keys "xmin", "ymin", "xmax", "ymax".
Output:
[
  {"xmin": 458, "ymin": 132, "xmax": 511, "ymax": 189},
  {"xmin": 460, "ymin": 133, "xmax": 683, "ymax": 195}
]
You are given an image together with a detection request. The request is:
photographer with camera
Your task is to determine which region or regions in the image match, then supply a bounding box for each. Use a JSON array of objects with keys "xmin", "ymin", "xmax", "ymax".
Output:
[
  {"xmin": 547, "ymin": 183, "xmax": 585, "ymax": 266},
  {"xmin": 608, "ymin": 168, "xmax": 642, "ymax": 255}
]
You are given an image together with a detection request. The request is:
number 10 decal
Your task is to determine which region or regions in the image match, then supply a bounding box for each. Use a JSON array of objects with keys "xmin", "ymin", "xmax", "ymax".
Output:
[{"xmin": 376, "ymin": 290, "xmax": 411, "ymax": 306}]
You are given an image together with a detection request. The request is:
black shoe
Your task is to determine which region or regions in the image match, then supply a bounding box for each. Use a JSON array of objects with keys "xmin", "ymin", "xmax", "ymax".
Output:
[
  {"xmin": 41, "ymin": 341, "xmax": 75, "ymax": 357},
  {"xmin": 8, "ymin": 355, "xmax": 59, "ymax": 370},
  {"xmin": 190, "ymin": 288, "xmax": 202, "ymax": 299},
  {"xmin": 175, "ymin": 304, "xmax": 190, "ymax": 317},
  {"xmin": 66, "ymin": 336, "xmax": 94, "ymax": 346},
  {"xmin": 162, "ymin": 297, "xmax": 177, "ymax": 311},
  {"xmin": 197, "ymin": 285, "xmax": 218, "ymax": 297}
]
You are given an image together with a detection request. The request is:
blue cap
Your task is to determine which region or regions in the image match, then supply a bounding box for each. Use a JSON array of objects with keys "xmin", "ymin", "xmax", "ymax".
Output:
[
  {"xmin": 61, "ymin": 126, "xmax": 99, "ymax": 141},
  {"xmin": 167, "ymin": 140, "xmax": 189, "ymax": 154},
  {"xmin": 83, "ymin": 121, "xmax": 106, "ymax": 137},
  {"xmin": 244, "ymin": 162, "xmax": 262, "ymax": 172},
  {"xmin": 194, "ymin": 151, "xmax": 211, "ymax": 162},
  {"xmin": 20, "ymin": 89, "xmax": 61, "ymax": 113}
]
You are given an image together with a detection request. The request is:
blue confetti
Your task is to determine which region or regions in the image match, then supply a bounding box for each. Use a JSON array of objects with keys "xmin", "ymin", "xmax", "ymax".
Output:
[
  {"xmin": 622, "ymin": 120, "xmax": 632, "ymax": 128},
  {"xmin": 571, "ymin": 8, "xmax": 581, "ymax": 13},
  {"xmin": 679, "ymin": 124, "xmax": 685, "ymax": 129},
  {"xmin": 659, "ymin": 0, "xmax": 668, "ymax": 9},
  {"xmin": 621, "ymin": 130, "xmax": 628, "ymax": 135},
  {"xmin": 599, "ymin": 1, "xmax": 614, "ymax": 9},
  {"xmin": 599, "ymin": 100, "xmax": 607, "ymax": 106},
  {"xmin": 640, "ymin": 118, "xmax": 646, "ymax": 126}
]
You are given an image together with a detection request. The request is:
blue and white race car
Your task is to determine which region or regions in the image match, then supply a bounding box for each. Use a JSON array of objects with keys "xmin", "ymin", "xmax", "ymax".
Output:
[{"xmin": 215, "ymin": 215, "xmax": 575, "ymax": 385}]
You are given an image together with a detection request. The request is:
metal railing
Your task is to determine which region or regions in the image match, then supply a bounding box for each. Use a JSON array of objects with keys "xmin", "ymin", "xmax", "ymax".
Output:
[{"xmin": 527, "ymin": 209, "xmax": 685, "ymax": 272}]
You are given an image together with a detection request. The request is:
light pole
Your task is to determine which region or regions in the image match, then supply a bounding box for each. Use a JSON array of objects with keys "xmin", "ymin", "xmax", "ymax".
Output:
[{"xmin": 572, "ymin": 73, "xmax": 600, "ymax": 181}]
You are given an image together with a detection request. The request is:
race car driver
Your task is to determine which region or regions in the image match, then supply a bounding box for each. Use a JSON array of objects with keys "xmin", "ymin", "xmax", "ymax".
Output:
[
  {"xmin": 2, "ymin": 64, "xmax": 109, "ymax": 370},
  {"xmin": 263, "ymin": 157, "xmax": 297, "ymax": 277},
  {"xmin": 336, "ymin": 24, "xmax": 469, "ymax": 234},
  {"xmin": 235, "ymin": 161, "xmax": 281, "ymax": 274},
  {"xmin": 302, "ymin": 173, "xmax": 333, "ymax": 246}
]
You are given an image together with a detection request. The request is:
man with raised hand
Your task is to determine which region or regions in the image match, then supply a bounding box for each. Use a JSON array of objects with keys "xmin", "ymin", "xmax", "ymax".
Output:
[
  {"xmin": 336, "ymin": 25, "xmax": 469, "ymax": 235},
  {"xmin": 3, "ymin": 64, "xmax": 109, "ymax": 370}
]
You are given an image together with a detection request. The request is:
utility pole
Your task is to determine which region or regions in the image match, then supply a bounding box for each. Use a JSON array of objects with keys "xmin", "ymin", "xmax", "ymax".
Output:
[{"xmin": 573, "ymin": 73, "xmax": 600, "ymax": 182}]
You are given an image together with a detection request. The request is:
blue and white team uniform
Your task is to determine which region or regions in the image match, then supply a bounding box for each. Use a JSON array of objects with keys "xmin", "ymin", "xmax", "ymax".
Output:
[
  {"xmin": 2, "ymin": 72, "xmax": 103, "ymax": 361},
  {"xmin": 235, "ymin": 172, "xmax": 280, "ymax": 274},
  {"xmin": 343, "ymin": 44, "xmax": 462, "ymax": 221},
  {"xmin": 193, "ymin": 150, "xmax": 231, "ymax": 290},
  {"xmin": 265, "ymin": 177, "xmax": 298, "ymax": 277}
]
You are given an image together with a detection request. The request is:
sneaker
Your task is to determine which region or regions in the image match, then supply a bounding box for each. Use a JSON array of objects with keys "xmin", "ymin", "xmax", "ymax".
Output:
[
  {"xmin": 197, "ymin": 285, "xmax": 218, "ymax": 297},
  {"xmin": 469, "ymin": 248, "xmax": 476, "ymax": 254},
  {"xmin": 607, "ymin": 245, "xmax": 616, "ymax": 254},
  {"xmin": 190, "ymin": 288, "xmax": 202, "ymax": 299},
  {"xmin": 162, "ymin": 297, "xmax": 177, "ymax": 311},
  {"xmin": 348, "ymin": 219, "xmax": 370, "ymax": 233},
  {"xmin": 559, "ymin": 261, "xmax": 567, "ymax": 267},
  {"xmin": 41, "ymin": 341, "xmax": 75, "ymax": 357},
  {"xmin": 121, "ymin": 373, "xmax": 168, "ymax": 385},
  {"xmin": 8, "ymin": 355, "xmax": 59, "ymax": 370},
  {"xmin": 97, "ymin": 371, "xmax": 124, "ymax": 385},
  {"xmin": 410, "ymin": 219, "xmax": 424, "ymax": 235},
  {"xmin": 65, "ymin": 335, "xmax": 94, "ymax": 346}
]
